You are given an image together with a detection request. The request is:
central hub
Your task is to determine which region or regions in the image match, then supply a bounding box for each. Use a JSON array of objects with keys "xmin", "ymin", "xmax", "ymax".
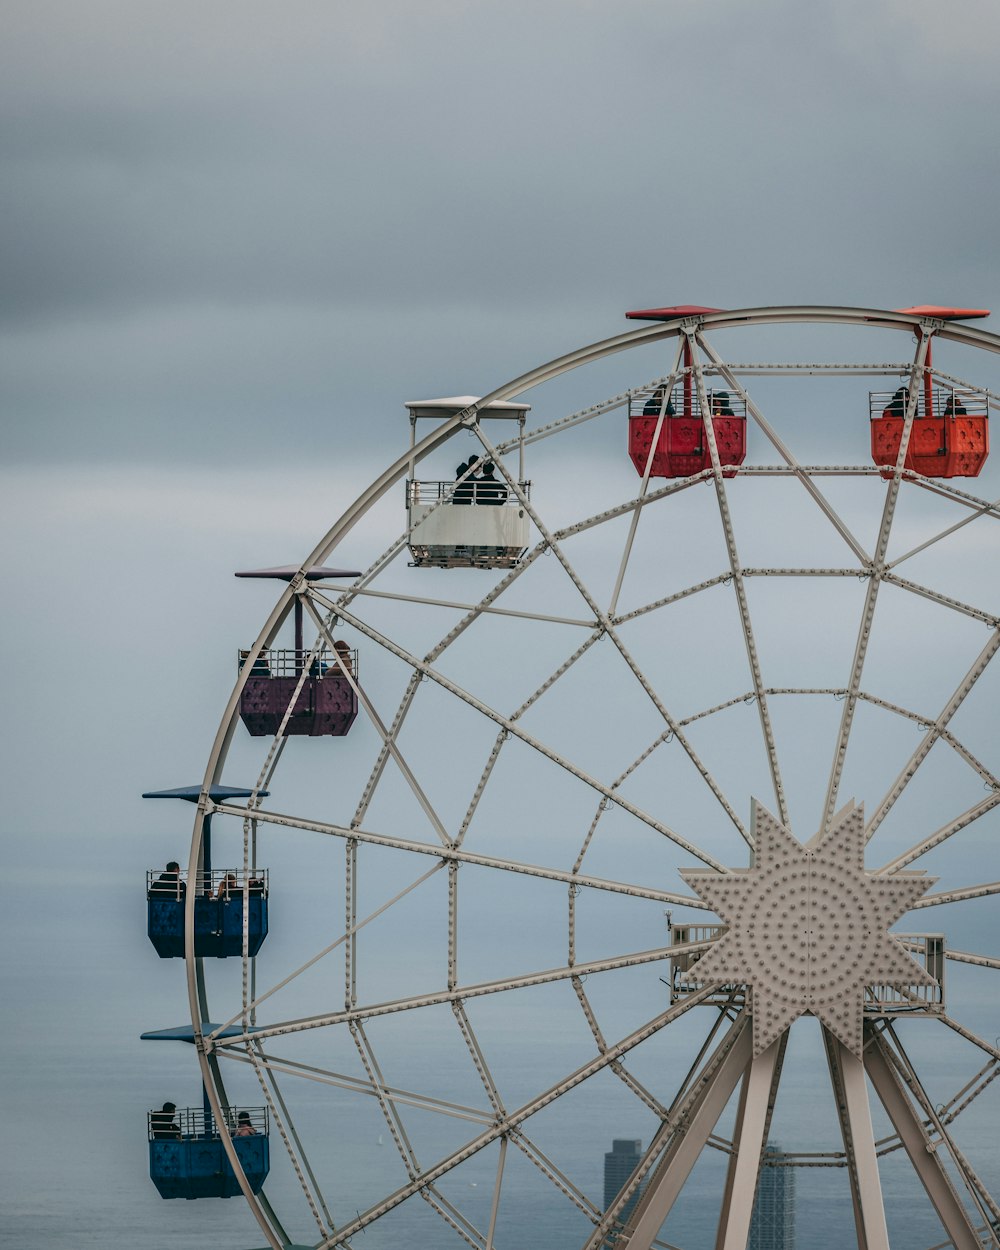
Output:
[{"xmin": 682, "ymin": 800, "xmax": 935, "ymax": 1056}]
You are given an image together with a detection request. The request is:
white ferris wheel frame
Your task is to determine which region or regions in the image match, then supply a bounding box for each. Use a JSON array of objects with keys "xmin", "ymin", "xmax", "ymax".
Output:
[{"xmin": 175, "ymin": 305, "xmax": 1000, "ymax": 1250}]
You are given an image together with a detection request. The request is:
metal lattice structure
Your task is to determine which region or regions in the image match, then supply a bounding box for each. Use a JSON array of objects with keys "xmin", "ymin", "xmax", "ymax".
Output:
[{"xmin": 172, "ymin": 306, "xmax": 1000, "ymax": 1250}]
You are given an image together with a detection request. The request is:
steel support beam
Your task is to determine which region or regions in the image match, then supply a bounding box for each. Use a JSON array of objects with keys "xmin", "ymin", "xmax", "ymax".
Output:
[
  {"xmin": 863, "ymin": 1026, "xmax": 986, "ymax": 1250},
  {"xmin": 825, "ymin": 1028, "xmax": 890, "ymax": 1250},
  {"xmin": 714, "ymin": 1036, "xmax": 782, "ymax": 1250},
  {"xmin": 617, "ymin": 1017, "xmax": 753, "ymax": 1250}
]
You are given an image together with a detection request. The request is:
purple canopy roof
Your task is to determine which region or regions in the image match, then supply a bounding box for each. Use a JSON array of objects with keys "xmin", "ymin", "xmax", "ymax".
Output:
[{"xmin": 235, "ymin": 565, "xmax": 360, "ymax": 581}]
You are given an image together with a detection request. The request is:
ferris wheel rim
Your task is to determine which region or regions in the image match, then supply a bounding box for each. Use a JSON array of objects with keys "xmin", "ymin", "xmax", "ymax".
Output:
[{"xmin": 178, "ymin": 305, "xmax": 1000, "ymax": 1250}]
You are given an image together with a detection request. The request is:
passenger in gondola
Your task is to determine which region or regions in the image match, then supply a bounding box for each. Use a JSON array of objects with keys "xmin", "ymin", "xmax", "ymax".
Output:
[
  {"xmin": 454, "ymin": 460, "xmax": 477, "ymax": 505},
  {"xmin": 643, "ymin": 387, "xmax": 675, "ymax": 417},
  {"xmin": 239, "ymin": 649, "xmax": 271, "ymax": 676},
  {"xmin": 151, "ymin": 1102, "xmax": 182, "ymax": 1140},
  {"xmin": 477, "ymin": 461, "xmax": 508, "ymax": 505},
  {"xmin": 885, "ymin": 387, "xmax": 909, "ymax": 417},
  {"xmin": 329, "ymin": 639, "xmax": 354, "ymax": 676},
  {"xmin": 309, "ymin": 638, "xmax": 353, "ymax": 678},
  {"xmin": 148, "ymin": 861, "xmax": 185, "ymax": 900},
  {"xmin": 233, "ymin": 1111, "xmax": 257, "ymax": 1137},
  {"xmin": 711, "ymin": 391, "xmax": 735, "ymax": 417},
  {"xmin": 217, "ymin": 872, "xmax": 238, "ymax": 900},
  {"xmin": 248, "ymin": 876, "xmax": 266, "ymax": 897},
  {"xmin": 943, "ymin": 394, "xmax": 967, "ymax": 416}
]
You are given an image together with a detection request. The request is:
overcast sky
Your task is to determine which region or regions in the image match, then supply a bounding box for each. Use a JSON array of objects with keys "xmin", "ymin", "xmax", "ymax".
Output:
[
  {"xmin": 3, "ymin": 3, "xmax": 1000, "ymax": 1247},
  {"xmin": 4, "ymin": 0, "xmax": 1000, "ymax": 468}
]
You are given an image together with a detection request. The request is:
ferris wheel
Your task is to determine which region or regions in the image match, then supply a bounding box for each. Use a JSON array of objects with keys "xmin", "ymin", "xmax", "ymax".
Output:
[{"xmin": 143, "ymin": 305, "xmax": 1000, "ymax": 1250}]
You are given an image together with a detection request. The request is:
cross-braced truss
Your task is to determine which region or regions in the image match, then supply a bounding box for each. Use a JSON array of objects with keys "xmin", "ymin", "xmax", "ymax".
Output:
[{"xmin": 181, "ymin": 308, "xmax": 1000, "ymax": 1250}]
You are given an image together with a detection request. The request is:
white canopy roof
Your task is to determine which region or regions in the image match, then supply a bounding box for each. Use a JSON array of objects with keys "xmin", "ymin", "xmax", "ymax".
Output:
[{"xmin": 404, "ymin": 395, "xmax": 531, "ymax": 420}]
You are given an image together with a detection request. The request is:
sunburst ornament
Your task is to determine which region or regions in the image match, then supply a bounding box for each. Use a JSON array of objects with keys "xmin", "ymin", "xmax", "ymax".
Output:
[{"xmin": 681, "ymin": 800, "xmax": 936, "ymax": 1057}]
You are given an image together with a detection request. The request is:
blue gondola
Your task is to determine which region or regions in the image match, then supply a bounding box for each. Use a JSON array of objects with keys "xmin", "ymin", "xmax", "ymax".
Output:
[
  {"xmin": 146, "ymin": 871, "xmax": 268, "ymax": 958},
  {"xmin": 143, "ymin": 785, "xmax": 270, "ymax": 959},
  {"xmin": 148, "ymin": 1105, "xmax": 269, "ymax": 1200}
]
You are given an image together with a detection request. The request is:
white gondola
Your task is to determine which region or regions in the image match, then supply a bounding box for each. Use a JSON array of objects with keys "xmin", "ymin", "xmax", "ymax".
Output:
[{"xmin": 404, "ymin": 396, "xmax": 531, "ymax": 569}]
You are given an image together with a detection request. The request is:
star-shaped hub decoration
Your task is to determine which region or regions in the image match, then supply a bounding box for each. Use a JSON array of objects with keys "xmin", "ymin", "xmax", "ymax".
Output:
[{"xmin": 681, "ymin": 801, "xmax": 936, "ymax": 1058}]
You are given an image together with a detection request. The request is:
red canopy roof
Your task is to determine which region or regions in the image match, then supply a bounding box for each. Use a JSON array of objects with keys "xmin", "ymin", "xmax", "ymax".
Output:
[
  {"xmin": 625, "ymin": 305, "xmax": 724, "ymax": 321},
  {"xmin": 625, "ymin": 304, "xmax": 990, "ymax": 323},
  {"xmin": 895, "ymin": 305, "xmax": 990, "ymax": 320}
]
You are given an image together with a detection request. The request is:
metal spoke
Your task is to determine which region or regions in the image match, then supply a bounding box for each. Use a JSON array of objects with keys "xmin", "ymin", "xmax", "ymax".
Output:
[
  {"xmin": 211, "ymin": 799, "xmax": 710, "ymax": 906},
  {"xmin": 590, "ymin": 1013, "xmax": 754, "ymax": 1250},
  {"xmin": 219, "ymin": 1045, "xmax": 497, "ymax": 1123},
  {"xmin": 611, "ymin": 572, "xmax": 733, "ymax": 627},
  {"xmin": 607, "ymin": 337, "xmax": 687, "ymax": 618},
  {"xmin": 571, "ymin": 975, "xmax": 669, "ymax": 1118},
  {"xmin": 938, "ymin": 1014, "xmax": 1000, "ymax": 1063},
  {"xmin": 421, "ymin": 1189, "xmax": 486, "ymax": 1250},
  {"xmin": 213, "ymin": 937, "xmax": 714, "ymax": 1047},
  {"xmin": 942, "ymin": 948, "xmax": 1000, "ymax": 971},
  {"xmin": 865, "ymin": 627, "xmax": 1000, "ymax": 841},
  {"xmin": 553, "ymin": 470, "xmax": 714, "ymax": 543},
  {"xmin": 209, "ymin": 862, "xmax": 445, "ymax": 1039},
  {"xmin": 879, "ymin": 1023, "xmax": 1000, "ymax": 1235},
  {"xmin": 876, "ymin": 792, "xmax": 1000, "ymax": 873},
  {"xmin": 471, "ymin": 421, "xmax": 750, "ymax": 846},
  {"xmin": 887, "ymin": 488, "xmax": 1000, "ymax": 570},
  {"xmin": 344, "ymin": 544, "xmax": 547, "ymax": 831},
  {"xmin": 484, "ymin": 1135, "xmax": 507, "ymax": 1250},
  {"xmin": 315, "ymin": 987, "xmax": 720, "ymax": 1248},
  {"xmin": 303, "ymin": 597, "xmax": 732, "ymax": 869},
  {"xmin": 864, "ymin": 1024, "xmax": 989, "ymax": 1248},
  {"xmin": 341, "ymin": 581, "xmax": 596, "ymax": 629},
  {"xmin": 822, "ymin": 330, "xmax": 933, "ymax": 830},
  {"xmin": 303, "ymin": 597, "xmax": 453, "ymax": 848},
  {"xmin": 881, "ymin": 572, "xmax": 1000, "ymax": 626},
  {"xmin": 692, "ymin": 332, "xmax": 788, "ymax": 825},
  {"xmin": 512, "ymin": 1133, "xmax": 600, "ymax": 1220},
  {"xmin": 914, "ymin": 881, "xmax": 1000, "ymax": 909},
  {"xmin": 698, "ymin": 334, "xmax": 871, "ymax": 565},
  {"xmin": 248, "ymin": 1045, "xmax": 336, "ymax": 1230}
]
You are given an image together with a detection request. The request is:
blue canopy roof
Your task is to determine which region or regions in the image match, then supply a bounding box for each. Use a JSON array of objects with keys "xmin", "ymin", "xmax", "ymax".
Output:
[
  {"xmin": 141, "ymin": 1024, "xmax": 262, "ymax": 1042},
  {"xmin": 142, "ymin": 785, "xmax": 269, "ymax": 802}
]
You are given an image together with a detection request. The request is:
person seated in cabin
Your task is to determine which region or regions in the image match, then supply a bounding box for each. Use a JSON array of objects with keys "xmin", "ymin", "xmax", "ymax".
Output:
[
  {"xmin": 476, "ymin": 461, "xmax": 508, "ymax": 506},
  {"xmin": 308, "ymin": 638, "xmax": 353, "ymax": 678},
  {"xmin": 943, "ymin": 394, "xmax": 967, "ymax": 416},
  {"xmin": 643, "ymin": 387, "xmax": 675, "ymax": 417},
  {"xmin": 232, "ymin": 1111, "xmax": 257, "ymax": 1137},
  {"xmin": 885, "ymin": 387, "xmax": 909, "ymax": 417},
  {"xmin": 454, "ymin": 460, "xmax": 477, "ymax": 505},
  {"xmin": 247, "ymin": 876, "xmax": 266, "ymax": 897},
  {"xmin": 217, "ymin": 872, "xmax": 238, "ymax": 900},
  {"xmin": 711, "ymin": 391, "xmax": 735, "ymax": 417},
  {"xmin": 327, "ymin": 639, "xmax": 354, "ymax": 677},
  {"xmin": 148, "ymin": 861, "xmax": 185, "ymax": 900},
  {"xmin": 151, "ymin": 1102, "xmax": 182, "ymax": 1140},
  {"xmin": 240, "ymin": 648, "xmax": 272, "ymax": 677}
]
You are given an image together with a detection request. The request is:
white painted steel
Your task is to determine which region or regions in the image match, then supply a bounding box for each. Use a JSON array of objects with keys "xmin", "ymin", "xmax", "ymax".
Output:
[
  {"xmin": 863, "ymin": 1026, "xmax": 987, "ymax": 1249},
  {"xmin": 830, "ymin": 1033, "xmax": 892, "ymax": 1250},
  {"xmin": 406, "ymin": 494, "xmax": 530, "ymax": 563},
  {"xmin": 172, "ymin": 306, "xmax": 1000, "ymax": 1250},
  {"xmin": 714, "ymin": 1039, "xmax": 782, "ymax": 1250}
]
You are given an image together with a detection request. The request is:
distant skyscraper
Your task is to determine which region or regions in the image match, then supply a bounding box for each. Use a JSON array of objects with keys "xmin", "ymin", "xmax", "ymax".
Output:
[
  {"xmin": 604, "ymin": 1138, "xmax": 644, "ymax": 1244},
  {"xmin": 749, "ymin": 1141, "xmax": 795, "ymax": 1250}
]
